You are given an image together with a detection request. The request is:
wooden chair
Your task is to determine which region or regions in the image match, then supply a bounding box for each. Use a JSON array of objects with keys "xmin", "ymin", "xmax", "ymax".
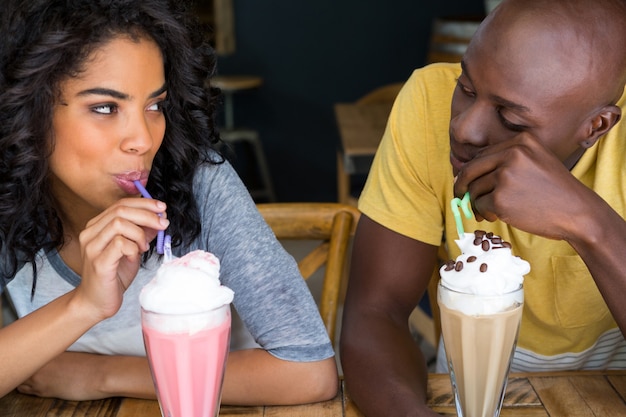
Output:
[
  {"xmin": 335, "ymin": 83, "xmax": 404, "ymax": 206},
  {"xmin": 356, "ymin": 83, "xmax": 404, "ymax": 105},
  {"xmin": 257, "ymin": 203, "xmax": 360, "ymax": 346}
]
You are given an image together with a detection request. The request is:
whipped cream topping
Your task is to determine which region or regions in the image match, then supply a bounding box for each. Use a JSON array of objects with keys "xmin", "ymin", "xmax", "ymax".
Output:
[
  {"xmin": 439, "ymin": 230, "xmax": 529, "ymax": 314},
  {"xmin": 140, "ymin": 250, "xmax": 234, "ymax": 315}
]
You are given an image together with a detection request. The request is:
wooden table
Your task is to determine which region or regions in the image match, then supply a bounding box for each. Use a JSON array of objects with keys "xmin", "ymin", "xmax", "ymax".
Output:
[{"xmin": 3, "ymin": 371, "xmax": 626, "ymax": 416}]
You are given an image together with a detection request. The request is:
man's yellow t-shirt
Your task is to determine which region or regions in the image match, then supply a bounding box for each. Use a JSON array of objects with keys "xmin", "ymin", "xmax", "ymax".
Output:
[{"xmin": 359, "ymin": 62, "xmax": 626, "ymax": 371}]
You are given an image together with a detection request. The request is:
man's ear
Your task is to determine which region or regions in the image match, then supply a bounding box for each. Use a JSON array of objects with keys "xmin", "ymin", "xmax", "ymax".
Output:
[{"xmin": 581, "ymin": 105, "xmax": 621, "ymax": 148}]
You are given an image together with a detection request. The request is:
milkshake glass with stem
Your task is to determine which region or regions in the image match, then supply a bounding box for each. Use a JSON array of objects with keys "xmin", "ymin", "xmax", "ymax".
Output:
[
  {"xmin": 438, "ymin": 281, "xmax": 524, "ymax": 417},
  {"xmin": 142, "ymin": 303, "xmax": 231, "ymax": 417},
  {"xmin": 442, "ymin": 195, "xmax": 530, "ymax": 417},
  {"xmin": 140, "ymin": 250, "xmax": 234, "ymax": 417}
]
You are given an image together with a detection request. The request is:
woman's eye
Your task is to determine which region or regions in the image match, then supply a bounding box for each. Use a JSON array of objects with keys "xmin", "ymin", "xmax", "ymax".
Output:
[
  {"xmin": 92, "ymin": 104, "xmax": 117, "ymax": 114},
  {"xmin": 147, "ymin": 101, "xmax": 164, "ymax": 112}
]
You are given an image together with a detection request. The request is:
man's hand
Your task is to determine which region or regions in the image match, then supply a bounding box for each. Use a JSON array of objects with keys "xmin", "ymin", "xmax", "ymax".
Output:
[{"xmin": 454, "ymin": 134, "xmax": 595, "ymax": 241}]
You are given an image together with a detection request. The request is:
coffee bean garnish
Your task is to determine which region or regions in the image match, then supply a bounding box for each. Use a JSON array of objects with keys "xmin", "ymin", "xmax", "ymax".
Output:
[{"xmin": 443, "ymin": 231, "xmax": 514, "ymax": 273}]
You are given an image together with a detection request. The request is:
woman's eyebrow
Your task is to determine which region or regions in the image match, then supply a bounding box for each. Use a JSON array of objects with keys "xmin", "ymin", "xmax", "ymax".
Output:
[
  {"xmin": 149, "ymin": 83, "xmax": 168, "ymax": 98},
  {"xmin": 76, "ymin": 83, "xmax": 167, "ymax": 100},
  {"xmin": 77, "ymin": 87, "xmax": 129, "ymax": 100}
]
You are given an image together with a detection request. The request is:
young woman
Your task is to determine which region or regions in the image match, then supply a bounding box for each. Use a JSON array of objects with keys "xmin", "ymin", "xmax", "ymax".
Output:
[{"xmin": 0, "ymin": 0, "xmax": 338, "ymax": 402}]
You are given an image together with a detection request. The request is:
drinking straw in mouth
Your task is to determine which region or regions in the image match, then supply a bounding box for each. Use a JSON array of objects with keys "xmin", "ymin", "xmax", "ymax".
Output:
[
  {"xmin": 133, "ymin": 180, "xmax": 172, "ymax": 261},
  {"xmin": 451, "ymin": 192, "xmax": 473, "ymax": 238}
]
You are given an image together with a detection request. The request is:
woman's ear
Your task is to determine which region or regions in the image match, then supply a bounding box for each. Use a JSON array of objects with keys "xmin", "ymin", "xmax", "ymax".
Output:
[{"xmin": 581, "ymin": 105, "xmax": 621, "ymax": 148}]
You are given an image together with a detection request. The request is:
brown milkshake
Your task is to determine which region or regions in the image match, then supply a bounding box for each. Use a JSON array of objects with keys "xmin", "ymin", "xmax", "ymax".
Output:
[
  {"xmin": 438, "ymin": 230, "xmax": 529, "ymax": 417},
  {"xmin": 439, "ymin": 286, "xmax": 523, "ymax": 417}
]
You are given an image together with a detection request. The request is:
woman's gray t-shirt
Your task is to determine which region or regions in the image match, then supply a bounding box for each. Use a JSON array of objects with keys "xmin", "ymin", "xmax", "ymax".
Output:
[{"xmin": 5, "ymin": 161, "xmax": 334, "ymax": 362}]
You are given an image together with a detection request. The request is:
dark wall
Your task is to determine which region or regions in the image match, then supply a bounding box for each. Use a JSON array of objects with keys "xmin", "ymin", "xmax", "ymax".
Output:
[{"xmin": 216, "ymin": 0, "xmax": 486, "ymax": 202}]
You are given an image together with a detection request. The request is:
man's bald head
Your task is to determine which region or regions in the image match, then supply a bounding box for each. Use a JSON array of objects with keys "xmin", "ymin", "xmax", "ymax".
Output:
[{"xmin": 470, "ymin": 0, "xmax": 626, "ymax": 106}]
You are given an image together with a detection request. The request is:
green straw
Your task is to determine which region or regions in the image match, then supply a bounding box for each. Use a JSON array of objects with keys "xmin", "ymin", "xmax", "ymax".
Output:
[{"xmin": 451, "ymin": 192, "xmax": 473, "ymax": 238}]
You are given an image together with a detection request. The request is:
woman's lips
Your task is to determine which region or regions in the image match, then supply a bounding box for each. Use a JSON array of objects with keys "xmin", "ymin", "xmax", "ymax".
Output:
[{"xmin": 115, "ymin": 172, "xmax": 148, "ymax": 195}]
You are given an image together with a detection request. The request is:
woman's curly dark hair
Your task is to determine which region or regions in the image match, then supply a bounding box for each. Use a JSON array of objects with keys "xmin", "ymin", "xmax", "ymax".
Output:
[{"xmin": 0, "ymin": 0, "xmax": 224, "ymax": 283}]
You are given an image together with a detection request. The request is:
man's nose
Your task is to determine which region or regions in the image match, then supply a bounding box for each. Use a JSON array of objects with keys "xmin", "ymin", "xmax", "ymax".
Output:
[{"xmin": 451, "ymin": 103, "xmax": 491, "ymax": 147}]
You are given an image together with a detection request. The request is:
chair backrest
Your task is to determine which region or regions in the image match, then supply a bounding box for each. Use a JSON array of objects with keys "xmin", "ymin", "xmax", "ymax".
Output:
[
  {"xmin": 356, "ymin": 83, "xmax": 404, "ymax": 105},
  {"xmin": 257, "ymin": 203, "xmax": 360, "ymax": 346}
]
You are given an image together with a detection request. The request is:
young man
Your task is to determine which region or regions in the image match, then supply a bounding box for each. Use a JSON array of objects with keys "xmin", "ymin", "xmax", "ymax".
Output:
[{"xmin": 340, "ymin": 0, "xmax": 626, "ymax": 416}]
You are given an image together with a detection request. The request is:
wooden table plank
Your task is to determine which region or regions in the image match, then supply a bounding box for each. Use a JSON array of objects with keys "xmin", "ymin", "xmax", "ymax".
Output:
[
  {"xmin": 117, "ymin": 399, "xmax": 264, "ymax": 417},
  {"xmin": 499, "ymin": 409, "xmax": 549, "ymax": 417},
  {"xmin": 0, "ymin": 392, "xmax": 53, "ymax": 417},
  {"xmin": 607, "ymin": 374, "xmax": 626, "ymax": 400},
  {"xmin": 569, "ymin": 375, "xmax": 626, "ymax": 416},
  {"xmin": 427, "ymin": 373, "xmax": 455, "ymax": 407},
  {"xmin": 46, "ymin": 397, "xmax": 121, "ymax": 417},
  {"xmin": 116, "ymin": 398, "xmax": 160, "ymax": 417},
  {"xmin": 219, "ymin": 405, "xmax": 264, "ymax": 417},
  {"xmin": 530, "ymin": 376, "xmax": 597, "ymax": 416},
  {"xmin": 430, "ymin": 405, "xmax": 458, "ymax": 416},
  {"xmin": 265, "ymin": 391, "xmax": 342, "ymax": 417},
  {"xmin": 505, "ymin": 377, "xmax": 542, "ymax": 407},
  {"xmin": 428, "ymin": 374, "xmax": 547, "ymax": 416},
  {"xmin": 426, "ymin": 374, "xmax": 542, "ymax": 407}
]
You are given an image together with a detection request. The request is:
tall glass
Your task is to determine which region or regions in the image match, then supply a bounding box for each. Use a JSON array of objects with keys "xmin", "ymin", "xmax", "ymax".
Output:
[
  {"xmin": 141, "ymin": 304, "xmax": 231, "ymax": 417},
  {"xmin": 437, "ymin": 281, "xmax": 523, "ymax": 417}
]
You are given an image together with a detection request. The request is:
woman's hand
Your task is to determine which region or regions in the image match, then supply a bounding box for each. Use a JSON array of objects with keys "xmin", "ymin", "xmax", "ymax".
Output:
[
  {"xmin": 17, "ymin": 352, "xmax": 108, "ymax": 400},
  {"xmin": 74, "ymin": 198, "xmax": 168, "ymax": 320},
  {"xmin": 17, "ymin": 352, "xmax": 156, "ymax": 400}
]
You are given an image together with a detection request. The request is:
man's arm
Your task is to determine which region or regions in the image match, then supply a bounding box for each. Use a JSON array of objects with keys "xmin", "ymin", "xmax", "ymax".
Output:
[{"xmin": 340, "ymin": 215, "xmax": 441, "ymax": 417}]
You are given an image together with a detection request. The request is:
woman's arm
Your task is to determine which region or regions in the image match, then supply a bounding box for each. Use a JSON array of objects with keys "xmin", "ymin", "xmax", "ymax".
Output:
[
  {"xmin": 3, "ymin": 197, "xmax": 167, "ymax": 399},
  {"xmin": 17, "ymin": 347, "xmax": 338, "ymax": 404},
  {"xmin": 0, "ymin": 289, "xmax": 105, "ymax": 397},
  {"xmin": 222, "ymin": 350, "xmax": 338, "ymax": 405}
]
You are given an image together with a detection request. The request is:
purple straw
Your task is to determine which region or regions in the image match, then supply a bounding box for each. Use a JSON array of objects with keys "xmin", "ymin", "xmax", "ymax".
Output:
[{"xmin": 133, "ymin": 180, "xmax": 168, "ymax": 257}]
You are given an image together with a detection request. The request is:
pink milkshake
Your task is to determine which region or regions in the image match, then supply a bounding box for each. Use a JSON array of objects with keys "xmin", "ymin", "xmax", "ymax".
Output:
[{"xmin": 140, "ymin": 250, "xmax": 234, "ymax": 417}]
